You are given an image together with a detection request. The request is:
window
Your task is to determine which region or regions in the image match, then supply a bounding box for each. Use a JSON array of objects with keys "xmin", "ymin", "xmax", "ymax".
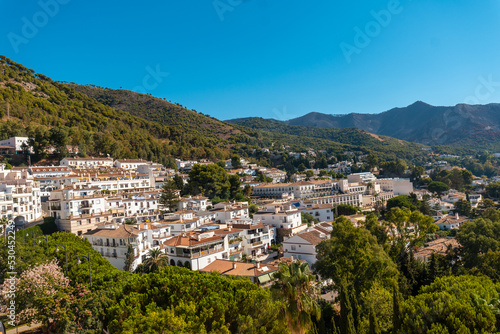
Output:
[{"xmin": 291, "ymin": 245, "xmax": 296, "ymax": 251}]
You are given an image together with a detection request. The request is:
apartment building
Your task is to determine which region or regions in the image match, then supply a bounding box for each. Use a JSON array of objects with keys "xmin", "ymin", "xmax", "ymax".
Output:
[
  {"xmin": 298, "ymin": 202, "xmax": 334, "ymax": 223},
  {"xmin": 253, "ymin": 180, "xmax": 339, "ymax": 200},
  {"xmin": 83, "ymin": 222, "xmax": 172, "ymax": 271},
  {"xmin": 164, "ymin": 231, "xmax": 228, "ymax": 270},
  {"xmin": 283, "ymin": 229, "xmax": 329, "ymax": 266},
  {"xmin": 60, "ymin": 157, "xmax": 114, "ymax": 169},
  {"xmin": 0, "ymin": 165, "xmax": 42, "ymax": 225},
  {"xmin": 113, "ymin": 159, "xmax": 149, "ymax": 170},
  {"xmin": 0, "ymin": 137, "xmax": 30, "ymax": 154},
  {"xmin": 47, "ymin": 185, "xmax": 125, "ymax": 235},
  {"xmin": 210, "ymin": 202, "xmax": 249, "ymax": 224},
  {"xmin": 178, "ymin": 195, "xmax": 211, "ymax": 212}
]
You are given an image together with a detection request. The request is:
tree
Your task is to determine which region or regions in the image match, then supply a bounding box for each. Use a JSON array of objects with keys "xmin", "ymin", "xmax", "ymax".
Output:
[
  {"xmin": 0, "ymin": 216, "xmax": 9, "ymax": 243},
  {"xmin": 386, "ymin": 195, "xmax": 418, "ymax": 211},
  {"xmin": 427, "ymin": 181, "xmax": 449, "ymax": 196},
  {"xmin": 362, "ymin": 213, "xmax": 387, "ymax": 245},
  {"xmin": 339, "ymin": 282, "xmax": 356, "ymax": 334},
  {"xmin": 301, "ymin": 212, "xmax": 319, "ymax": 226},
  {"xmin": 313, "ymin": 217, "xmax": 398, "ymax": 294},
  {"xmin": 231, "ymin": 155, "xmax": 242, "ymax": 169},
  {"xmin": 142, "ymin": 248, "xmax": 169, "ymax": 273},
  {"xmin": 368, "ymin": 304, "xmax": 380, "ymax": 334},
  {"xmin": 453, "ymin": 199, "xmax": 471, "ymax": 217},
  {"xmin": 0, "ymin": 260, "xmax": 100, "ymax": 333},
  {"xmin": 456, "ymin": 218, "xmax": 500, "ymax": 268},
  {"xmin": 392, "ymin": 282, "xmax": 402, "ymax": 334},
  {"xmin": 401, "ymin": 275, "xmax": 500, "ymax": 333},
  {"xmin": 271, "ymin": 260, "xmax": 321, "ymax": 334},
  {"xmin": 486, "ymin": 181, "xmax": 500, "ymax": 199},
  {"xmin": 184, "ymin": 164, "xmax": 231, "ymax": 200},
  {"xmin": 366, "ymin": 153, "xmax": 378, "ymax": 170},
  {"xmin": 336, "ymin": 204, "xmax": 357, "ymax": 216},
  {"xmin": 160, "ymin": 180, "xmax": 179, "ymax": 212},
  {"xmin": 123, "ymin": 244, "xmax": 134, "ymax": 272}
]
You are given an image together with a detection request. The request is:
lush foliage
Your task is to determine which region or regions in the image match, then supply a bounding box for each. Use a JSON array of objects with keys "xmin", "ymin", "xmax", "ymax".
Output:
[{"xmin": 271, "ymin": 261, "xmax": 320, "ymax": 334}]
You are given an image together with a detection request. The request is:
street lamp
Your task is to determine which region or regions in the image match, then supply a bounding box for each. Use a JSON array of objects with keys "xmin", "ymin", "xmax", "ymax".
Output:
[
  {"xmin": 36, "ymin": 235, "xmax": 49, "ymax": 255},
  {"xmin": 56, "ymin": 243, "xmax": 68, "ymax": 276},
  {"xmin": 77, "ymin": 252, "xmax": 92, "ymax": 292}
]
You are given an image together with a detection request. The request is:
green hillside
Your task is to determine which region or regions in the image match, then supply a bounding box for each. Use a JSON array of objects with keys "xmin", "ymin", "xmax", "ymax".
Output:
[
  {"xmin": 228, "ymin": 117, "xmax": 431, "ymax": 160},
  {"xmin": 0, "ymin": 56, "xmax": 239, "ymax": 165},
  {"xmin": 0, "ymin": 55, "xmax": 432, "ymax": 168}
]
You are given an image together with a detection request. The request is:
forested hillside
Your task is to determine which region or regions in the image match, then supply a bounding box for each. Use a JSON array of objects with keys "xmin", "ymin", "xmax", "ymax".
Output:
[
  {"xmin": 0, "ymin": 56, "xmax": 435, "ymax": 167},
  {"xmin": 228, "ymin": 117, "xmax": 431, "ymax": 160},
  {"xmin": 0, "ymin": 56, "xmax": 236, "ymax": 165}
]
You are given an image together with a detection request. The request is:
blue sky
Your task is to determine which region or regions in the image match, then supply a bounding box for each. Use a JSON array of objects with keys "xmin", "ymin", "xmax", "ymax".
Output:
[{"xmin": 1, "ymin": 0, "xmax": 500, "ymax": 120}]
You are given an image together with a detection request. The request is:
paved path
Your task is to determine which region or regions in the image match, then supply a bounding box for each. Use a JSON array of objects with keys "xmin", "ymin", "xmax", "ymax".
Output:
[{"xmin": 6, "ymin": 323, "xmax": 41, "ymax": 334}]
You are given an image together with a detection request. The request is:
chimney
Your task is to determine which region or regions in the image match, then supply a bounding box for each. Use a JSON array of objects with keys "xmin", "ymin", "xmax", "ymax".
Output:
[
  {"xmin": 233, "ymin": 262, "xmax": 237, "ymax": 269},
  {"xmin": 257, "ymin": 262, "xmax": 260, "ymax": 269},
  {"xmin": 228, "ymin": 227, "xmax": 232, "ymax": 231},
  {"xmin": 455, "ymin": 212, "xmax": 459, "ymax": 220},
  {"xmin": 290, "ymin": 255, "xmax": 294, "ymax": 261}
]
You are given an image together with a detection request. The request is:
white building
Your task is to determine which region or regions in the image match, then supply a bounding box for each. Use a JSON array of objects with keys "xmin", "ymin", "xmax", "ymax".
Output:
[
  {"xmin": 283, "ymin": 229, "xmax": 329, "ymax": 266},
  {"xmin": 114, "ymin": 159, "xmax": 149, "ymax": 170},
  {"xmin": 178, "ymin": 196, "xmax": 211, "ymax": 212},
  {"xmin": 254, "ymin": 203, "xmax": 302, "ymax": 230},
  {"xmin": 84, "ymin": 222, "xmax": 172, "ymax": 271},
  {"xmin": 0, "ymin": 165, "xmax": 42, "ymax": 225},
  {"xmin": 164, "ymin": 231, "xmax": 228, "ymax": 270},
  {"xmin": 210, "ymin": 202, "xmax": 249, "ymax": 224},
  {"xmin": 60, "ymin": 157, "xmax": 114, "ymax": 169},
  {"xmin": 0, "ymin": 137, "xmax": 30, "ymax": 154},
  {"xmin": 298, "ymin": 202, "xmax": 334, "ymax": 223}
]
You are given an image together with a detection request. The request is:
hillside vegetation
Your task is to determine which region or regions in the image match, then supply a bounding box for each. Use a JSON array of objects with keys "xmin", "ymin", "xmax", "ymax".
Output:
[
  {"xmin": 0, "ymin": 56, "xmax": 435, "ymax": 167},
  {"xmin": 0, "ymin": 56, "xmax": 235, "ymax": 165}
]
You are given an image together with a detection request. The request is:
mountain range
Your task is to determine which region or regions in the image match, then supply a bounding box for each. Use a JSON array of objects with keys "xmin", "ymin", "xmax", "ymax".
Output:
[{"xmin": 228, "ymin": 101, "xmax": 500, "ymax": 150}]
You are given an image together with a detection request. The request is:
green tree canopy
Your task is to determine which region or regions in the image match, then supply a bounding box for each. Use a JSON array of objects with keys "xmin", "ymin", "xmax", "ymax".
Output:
[
  {"xmin": 401, "ymin": 275, "xmax": 500, "ymax": 333},
  {"xmin": 313, "ymin": 217, "xmax": 398, "ymax": 294},
  {"xmin": 456, "ymin": 218, "xmax": 500, "ymax": 268},
  {"xmin": 428, "ymin": 181, "xmax": 450, "ymax": 196}
]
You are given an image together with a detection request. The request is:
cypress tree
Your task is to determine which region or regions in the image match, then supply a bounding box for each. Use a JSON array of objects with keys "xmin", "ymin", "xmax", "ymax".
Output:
[
  {"xmin": 350, "ymin": 286, "xmax": 361, "ymax": 332},
  {"xmin": 339, "ymin": 282, "xmax": 356, "ymax": 334},
  {"xmin": 393, "ymin": 282, "xmax": 402, "ymax": 334},
  {"xmin": 368, "ymin": 304, "xmax": 380, "ymax": 334},
  {"xmin": 123, "ymin": 244, "xmax": 134, "ymax": 272}
]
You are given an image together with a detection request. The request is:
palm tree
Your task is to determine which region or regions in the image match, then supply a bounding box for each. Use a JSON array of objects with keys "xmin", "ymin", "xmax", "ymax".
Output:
[
  {"xmin": 142, "ymin": 248, "xmax": 169, "ymax": 273},
  {"xmin": 0, "ymin": 216, "xmax": 10, "ymax": 243},
  {"xmin": 271, "ymin": 260, "xmax": 321, "ymax": 334}
]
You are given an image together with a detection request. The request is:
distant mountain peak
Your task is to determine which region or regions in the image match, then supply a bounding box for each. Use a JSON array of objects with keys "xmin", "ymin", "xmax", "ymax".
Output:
[{"xmin": 408, "ymin": 100, "xmax": 432, "ymax": 108}]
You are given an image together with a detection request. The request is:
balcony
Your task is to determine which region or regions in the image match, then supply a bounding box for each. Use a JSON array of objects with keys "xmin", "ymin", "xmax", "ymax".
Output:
[{"xmin": 251, "ymin": 241, "xmax": 263, "ymax": 247}]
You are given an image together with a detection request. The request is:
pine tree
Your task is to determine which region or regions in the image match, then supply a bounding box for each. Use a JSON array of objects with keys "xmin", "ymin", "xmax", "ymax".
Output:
[{"xmin": 160, "ymin": 180, "xmax": 179, "ymax": 212}]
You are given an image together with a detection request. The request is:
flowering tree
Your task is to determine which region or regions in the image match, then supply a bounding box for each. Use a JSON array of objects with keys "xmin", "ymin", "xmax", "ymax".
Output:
[{"xmin": 0, "ymin": 259, "xmax": 100, "ymax": 333}]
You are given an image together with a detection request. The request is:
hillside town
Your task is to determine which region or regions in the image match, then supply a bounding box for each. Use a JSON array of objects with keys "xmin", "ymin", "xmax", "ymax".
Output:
[{"xmin": 1, "ymin": 135, "xmax": 487, "ymax": 280}]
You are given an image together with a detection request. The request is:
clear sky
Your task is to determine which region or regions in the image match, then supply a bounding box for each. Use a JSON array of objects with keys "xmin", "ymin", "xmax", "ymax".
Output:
[{"xmin": 1, "ymin": 0, "xmax": 500, "ymax": 120}]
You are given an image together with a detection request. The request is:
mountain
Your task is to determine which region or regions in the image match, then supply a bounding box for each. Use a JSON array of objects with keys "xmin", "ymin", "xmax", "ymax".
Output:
[
  {"xmin": 0, "ymin": 56, "xmax": 431, "ymax": 167},
  {"xmin": 227, "ymin": 117, "xmax": 429, "ymax": 158},
  {"xmin": 0, "ymin": 56, "xmax": 242, "ymax": 165},
  {"xmin": 273, "ymin": 101, "xmax": 500, "ymax": 150}
]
